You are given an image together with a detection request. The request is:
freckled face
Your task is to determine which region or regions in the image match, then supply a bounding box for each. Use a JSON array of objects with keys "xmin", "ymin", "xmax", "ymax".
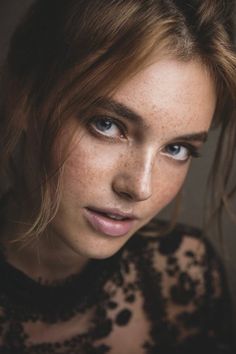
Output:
[{"xmin": 51, "ymin": 58, "xmax": 216, "ymax": 259}]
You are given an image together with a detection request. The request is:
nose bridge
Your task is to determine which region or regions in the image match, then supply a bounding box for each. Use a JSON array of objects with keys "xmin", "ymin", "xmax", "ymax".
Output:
[
  {"xmin": 133, "ymin": 147, "xmax": 154, "ymax": 188},
  {"xmin": 113, "ymin": 147, "xmax": 155, "ymax": 201}
]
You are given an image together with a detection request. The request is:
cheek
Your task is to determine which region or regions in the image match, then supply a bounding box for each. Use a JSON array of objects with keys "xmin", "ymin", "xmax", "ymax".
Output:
[
  {"xmin": 61, "ymin": 136, "xmax": 122, "ymax": 196},
  {"xmin": 149, "ymin": 162, "xmax": 189, "ymax": 213}
]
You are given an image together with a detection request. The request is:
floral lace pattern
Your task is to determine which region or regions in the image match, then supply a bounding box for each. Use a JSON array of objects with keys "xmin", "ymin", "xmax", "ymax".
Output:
[{"xmin": 0, "ymin": 222, "xmax": 233, "ymax": 354}]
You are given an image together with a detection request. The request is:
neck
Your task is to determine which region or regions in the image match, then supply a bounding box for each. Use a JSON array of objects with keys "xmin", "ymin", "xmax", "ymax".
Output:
[{"xmin": 1, "ymin": 222, "xmax": 89, "ymax": 284}]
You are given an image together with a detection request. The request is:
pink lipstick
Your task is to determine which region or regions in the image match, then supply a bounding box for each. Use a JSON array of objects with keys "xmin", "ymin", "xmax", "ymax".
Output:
[{"xmin": 83, "ymin": 207, "xmax": 137, "ymax": 237}]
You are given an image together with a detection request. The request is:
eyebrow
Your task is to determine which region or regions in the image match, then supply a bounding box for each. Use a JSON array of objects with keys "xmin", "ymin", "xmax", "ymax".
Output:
[
  {"xmin": 97, "ymin": 97, "xmax": 144, "ymax": 125},
  {"xmin": 97, "ymin": 97, "xmax": 208, "ymax": 143},
  {"xmin": 170, "ymin": 132, "xmax": 208, "ymax": 143}
]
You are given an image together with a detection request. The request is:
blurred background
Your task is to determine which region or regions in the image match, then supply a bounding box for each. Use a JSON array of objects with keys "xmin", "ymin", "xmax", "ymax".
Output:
[{"xmin": 0, "ymin": 0, "xmax": 236, "ymax": 337}]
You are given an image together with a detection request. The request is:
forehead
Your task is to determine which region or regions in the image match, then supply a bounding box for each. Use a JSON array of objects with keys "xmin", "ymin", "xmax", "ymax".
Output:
[{"xmin": 112, "ymin": 58, "xmax": 216, "ymax": 137}]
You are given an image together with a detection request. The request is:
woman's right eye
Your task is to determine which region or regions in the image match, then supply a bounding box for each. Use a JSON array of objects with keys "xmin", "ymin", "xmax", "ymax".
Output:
[{"xmin": 89, "ymin": 116, "xmax": 126, "ymax": 139}]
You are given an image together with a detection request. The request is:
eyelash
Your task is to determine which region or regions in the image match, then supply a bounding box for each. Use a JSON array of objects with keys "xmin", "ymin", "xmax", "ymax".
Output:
[
  {"xmin": 162, "ymin": 143, "xmax": 201, "ymax": 162},
  {"xmin": 87, "ymin": 116, "xmax": 201, "ymax": 162},
  {"xmin": 87, "ymin": 115, "xmax": 127, "ymax": 141}
]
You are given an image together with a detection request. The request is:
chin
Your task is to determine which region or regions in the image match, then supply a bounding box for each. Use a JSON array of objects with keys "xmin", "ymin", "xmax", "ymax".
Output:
[
  {"xmin": 76, "ymin": 243, "xmax": 124, "ymax": 260},
  {"xmin": 71, "ymin": 235, "xmax": 131, "ymax": 261},
  {"xmin": 54, "ymin": 222, "xmax": 134, "ymax": 261}
]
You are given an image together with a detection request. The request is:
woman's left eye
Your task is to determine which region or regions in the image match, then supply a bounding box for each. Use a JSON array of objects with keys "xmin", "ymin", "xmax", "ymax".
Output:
[
  {"xmin": 89, "ymin": 116, "xmax": 126, "ymax": 139},
  {"xmin": 162, "ymin": 144, "xmax": 200, "ymax": 162}
]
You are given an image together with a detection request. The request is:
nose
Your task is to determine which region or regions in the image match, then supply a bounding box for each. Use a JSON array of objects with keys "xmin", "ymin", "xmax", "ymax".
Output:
[{"xmin": 112, "ymin": 149, "xmax": 154, "ymax": 202}]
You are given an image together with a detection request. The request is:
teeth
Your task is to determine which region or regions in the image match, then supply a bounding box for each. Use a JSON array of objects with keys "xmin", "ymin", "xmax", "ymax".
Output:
[{"xmin": 106, "ymin": 213, "xmax": 125, "ymax": 220}]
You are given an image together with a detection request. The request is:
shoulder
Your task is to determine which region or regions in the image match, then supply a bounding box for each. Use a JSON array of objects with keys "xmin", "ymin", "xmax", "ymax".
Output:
[
  {"xmin": 121, "ymin": 219, "xmax": 225, "ymax": 299},
  {"xmin": 117, "ymin": 220, "xmax": 234, "ymax": 350},
  {"xmin": 124, "ymin": 219, "xmax": 219, "ymax": 265}
]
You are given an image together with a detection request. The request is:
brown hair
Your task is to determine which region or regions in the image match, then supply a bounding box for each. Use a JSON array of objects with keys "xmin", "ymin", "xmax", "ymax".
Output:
[{"xmin": 0, "ymin": 0, "xmax": 235, "ymax": 244}]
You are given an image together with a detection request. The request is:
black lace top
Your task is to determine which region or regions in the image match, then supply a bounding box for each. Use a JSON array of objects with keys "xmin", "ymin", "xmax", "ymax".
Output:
[{"xmin": 0, "ymin": 223, "xmax": 234, "ymax": 354}]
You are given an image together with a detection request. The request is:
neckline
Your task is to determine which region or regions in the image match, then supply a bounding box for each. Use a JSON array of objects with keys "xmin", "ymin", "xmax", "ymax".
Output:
[{"xmin": 0, "ymin": 249, "xmax": 121, "ymax": 314}]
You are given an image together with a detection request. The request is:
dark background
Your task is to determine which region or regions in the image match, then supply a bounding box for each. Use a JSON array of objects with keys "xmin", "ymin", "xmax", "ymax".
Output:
[{"xmin": 1, "ymin": 0, "xmax": 236, "ymax": 335}]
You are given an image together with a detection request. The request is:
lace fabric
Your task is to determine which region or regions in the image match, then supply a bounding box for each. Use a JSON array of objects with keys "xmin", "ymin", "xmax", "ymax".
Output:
[{"xmin": 0, "ymin": 223, "xmax": 233, "ymax": 354}]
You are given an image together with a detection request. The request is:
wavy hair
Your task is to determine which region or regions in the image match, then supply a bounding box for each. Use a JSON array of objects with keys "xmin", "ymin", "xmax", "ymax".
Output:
[{"xmin": 0, "ymin": 0, "xmax": 235, "ymax": 243}]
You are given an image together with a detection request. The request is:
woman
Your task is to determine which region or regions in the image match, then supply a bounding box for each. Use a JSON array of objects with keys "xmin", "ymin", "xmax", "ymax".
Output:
[{"xmin": 0, "ymin": 0, "xmax": 235, "ymax": 353}]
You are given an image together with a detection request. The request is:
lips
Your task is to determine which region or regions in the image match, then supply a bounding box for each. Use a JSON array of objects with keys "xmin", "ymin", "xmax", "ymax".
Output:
[{"xmin": 83, "ymin": 207, "xmax": 137, "ymax": 237}]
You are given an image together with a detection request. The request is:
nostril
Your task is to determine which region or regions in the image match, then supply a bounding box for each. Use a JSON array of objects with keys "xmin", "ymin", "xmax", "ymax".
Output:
[
  {"xmin": 112, "ymin": 170, "xmax": 153, "ymax": 202},
  {"xmin": 119, "ymin": 191, "xmax": 134, "ymax": 200}
]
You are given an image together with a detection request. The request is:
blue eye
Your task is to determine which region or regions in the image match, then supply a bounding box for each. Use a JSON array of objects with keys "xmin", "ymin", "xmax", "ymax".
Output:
[
  {"xmin": 163, "ymin": 144, "xmax": 200, "ymax": 161},
  {"xmin": 90, "ymin": 117, "xmax": 125, "ymax": 138},
  {"xmin": 94, "ymin": 119, "xmax": 113, "ymax": 132}
]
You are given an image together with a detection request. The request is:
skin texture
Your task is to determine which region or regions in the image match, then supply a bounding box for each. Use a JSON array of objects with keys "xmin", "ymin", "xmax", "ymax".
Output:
[{"xmin": 5, "ymin": 58, "xmax": 216, "ymax": 281}]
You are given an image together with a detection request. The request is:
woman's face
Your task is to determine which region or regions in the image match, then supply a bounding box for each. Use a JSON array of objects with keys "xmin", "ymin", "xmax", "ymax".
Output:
[{"xmin": 51, "ymin": 58, "xmax": 216, "ymax": 260}]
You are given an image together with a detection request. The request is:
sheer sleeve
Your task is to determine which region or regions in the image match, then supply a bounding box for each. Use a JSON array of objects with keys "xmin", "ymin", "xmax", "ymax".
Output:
[{"xmin": 135, "ymin": 223, "xmax": 235, "ymax": 353}]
